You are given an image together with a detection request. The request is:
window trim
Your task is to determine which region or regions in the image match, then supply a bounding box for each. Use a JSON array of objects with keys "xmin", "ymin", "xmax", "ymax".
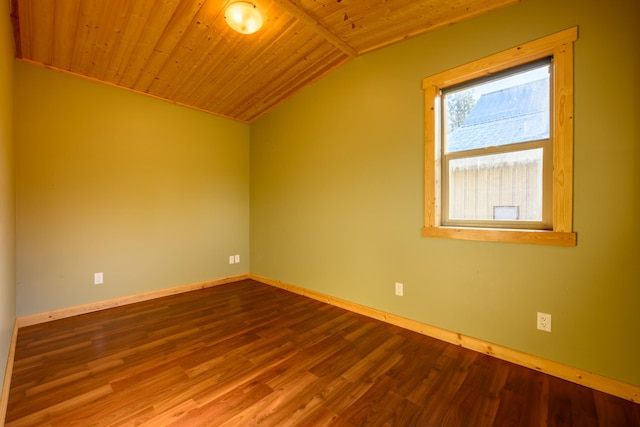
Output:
[{"xmin": 423, "ymin": 27, "xmax": 578, "ymax": 246}]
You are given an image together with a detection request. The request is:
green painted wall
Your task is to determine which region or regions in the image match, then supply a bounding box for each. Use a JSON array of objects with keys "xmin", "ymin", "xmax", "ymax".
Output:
[
  {"xmin": 15, "ymin": 63, "xmax": 250, "ymax": 316},
  {"xmin": 250, "ymin": 0, "xmax": 640, "ymax": 387},
  {"xmin": 0, "ymin": 0, "xmax": 16, "ymax": 398}
]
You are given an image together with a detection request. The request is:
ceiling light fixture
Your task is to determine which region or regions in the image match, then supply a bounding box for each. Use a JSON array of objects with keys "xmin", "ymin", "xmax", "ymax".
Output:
[{"xmin": 224, "ymin": 2, "xmax": 263, "ymax": 35}]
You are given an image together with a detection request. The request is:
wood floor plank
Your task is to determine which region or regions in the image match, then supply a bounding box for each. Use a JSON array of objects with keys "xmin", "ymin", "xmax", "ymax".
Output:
[
  {"xmin": 6, "ymin": 279, "xmax": 640, "ymax": 426},
  {"xmin": 493, "ymin": 365, "xmax": 548, "ymax": 427}
]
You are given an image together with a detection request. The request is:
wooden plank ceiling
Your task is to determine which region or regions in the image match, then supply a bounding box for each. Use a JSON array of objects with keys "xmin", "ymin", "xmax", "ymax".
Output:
[{"xmin": 10, "ymin": 0, "xmax": 521, "ymax": 123}]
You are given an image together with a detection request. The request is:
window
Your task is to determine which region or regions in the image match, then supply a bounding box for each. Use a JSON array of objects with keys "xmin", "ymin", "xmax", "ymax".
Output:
[
  {"xmin": 423, "ymin": 27, "xmax": 578, "ymax": 246},
  {"xmin": 443, "ymin": 59, "xmax": 552, "ymax": 229}
]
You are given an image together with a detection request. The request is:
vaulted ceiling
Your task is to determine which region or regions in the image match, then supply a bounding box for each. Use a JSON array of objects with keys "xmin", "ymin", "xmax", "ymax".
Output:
[{"xmin": 10, "ymin": 0, "xmax": 521, "ymax": 123}]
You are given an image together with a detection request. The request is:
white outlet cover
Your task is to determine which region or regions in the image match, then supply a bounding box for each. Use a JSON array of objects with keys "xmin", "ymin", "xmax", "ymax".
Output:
[
  {"xmin": 395, "ymin": 282, "xmax": 403, "ymax": 296},
  {"xmin": 537, "ymin": 312, "xmax": 552, "ymax": 332},
  {"xmin": 234, "ymin": 254, "xmax": 240, "ymax": 263},
  {"xmin": 229, "ymin": 255, "xmax": 235, "ymax": 264},
  {"xmin": 94, "ymin": 272, "xmax": 103, "ymax": 285}
]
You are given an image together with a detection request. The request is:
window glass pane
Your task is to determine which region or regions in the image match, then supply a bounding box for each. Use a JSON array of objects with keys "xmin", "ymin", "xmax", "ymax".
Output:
[
  {"xmin": 444, "ymin": 63, "xmax": 551, "ymax": 153},
  {"xmin": 448, "ymin": 148, "xmax": 543, "ymax": 222}
]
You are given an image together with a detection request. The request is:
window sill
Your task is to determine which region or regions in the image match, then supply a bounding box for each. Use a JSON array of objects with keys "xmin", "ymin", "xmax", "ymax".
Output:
[{"xmin": 422, "ymin": 226, "xmax": 577, "ymax": 246}]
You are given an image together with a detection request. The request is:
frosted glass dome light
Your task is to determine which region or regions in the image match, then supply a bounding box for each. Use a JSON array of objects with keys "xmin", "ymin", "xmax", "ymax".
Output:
[{"xmin": 224, "ymin": 2, "xmax": 263, "ymax": 35}]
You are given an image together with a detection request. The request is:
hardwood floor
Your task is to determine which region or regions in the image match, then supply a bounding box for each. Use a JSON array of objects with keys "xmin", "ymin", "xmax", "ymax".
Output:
[{"xmin": 6, "ymin": 279, "xmax": 640, "ymax": 426}]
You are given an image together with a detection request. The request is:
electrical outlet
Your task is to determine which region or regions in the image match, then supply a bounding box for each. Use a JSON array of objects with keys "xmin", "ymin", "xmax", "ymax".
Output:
[
  {"xmin": 229, "ymin": 255, "xmax": 235, "ymax": 264},
  {"xmin": 395, "ymin": 282, "xmax": 403, "ymax": 296},
  {"xmin": 537, "ymin": 312, "xmax": 552, "ymax": 332},
  {"xmin": 94, "ymin": 272, "xmax": 103, "ymax": 285},
  {"xmin": 234, "ymin": 254, "xmax": 240, "ymax": 263}
]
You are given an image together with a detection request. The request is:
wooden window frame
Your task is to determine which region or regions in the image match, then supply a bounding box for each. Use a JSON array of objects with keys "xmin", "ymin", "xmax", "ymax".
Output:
[{"xmin": 423, "ymin": 27, "xmax": 578, "ymax": 246}]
